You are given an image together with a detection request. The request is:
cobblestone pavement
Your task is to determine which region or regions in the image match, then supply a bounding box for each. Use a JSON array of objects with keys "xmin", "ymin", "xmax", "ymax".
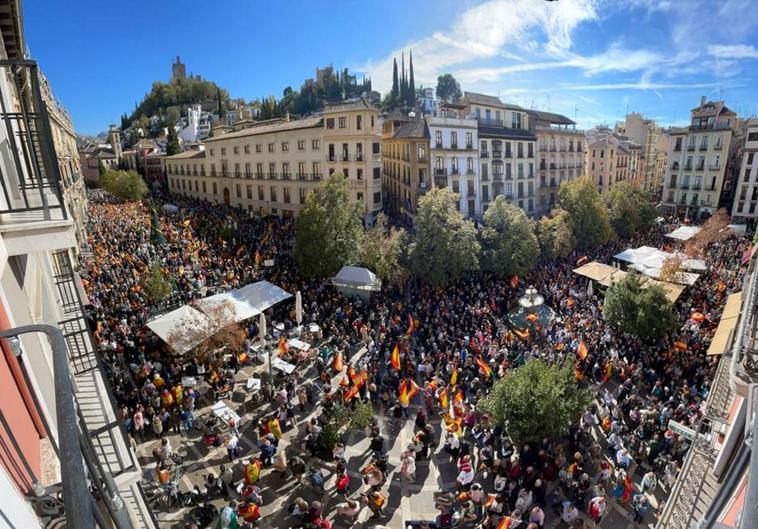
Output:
[{"xmin": 136, "ymin": 348, "xmax": 667, "ymax": 529}]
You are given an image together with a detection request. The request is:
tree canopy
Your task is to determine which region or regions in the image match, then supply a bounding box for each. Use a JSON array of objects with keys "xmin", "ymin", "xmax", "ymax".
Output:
[
  {"xmin": 536, "ymin": 208, "xmax": 575, "ymax": 261},
  {"xmin": 603, "ymin": 272, "xmax": 677, "ymax": 342},
  {"xmin": 480, "ymin": 196, "xmax": 540, "ymax": 277},
  {"xmin": 128, "ymin": 78, "xmax": 229, "ymax": 129},
  {"xmin": 142, "ymin": 262, "xmax": 173, "ymax": 302},
  {"xmin": 436, "ymin": 74, "xmax": 462, "ymax": 102},
  {"xmin": 359, "ymin": 213, "xmax": 406, "ymax": 284},
  {"xmin": 606, "ymin": 182, "xmax": 657, "ymax": 238},
  {"xmin": 100, "ymin": 169, "xmax": 148, "ymax": 201},
  {"xmin": 557, "ymin": 177, "xmax": 614, "ymax": 249},
  {"xmin": 294, "ymin": 173, "xmax": 364, "ymax": 279},
  {"xmin": 407, "ymin": 187, "xmax": 479, "ymax": 287},
  {"xmin": 478, "ymin": 359, "xmax": 592, "ymax": 446}
]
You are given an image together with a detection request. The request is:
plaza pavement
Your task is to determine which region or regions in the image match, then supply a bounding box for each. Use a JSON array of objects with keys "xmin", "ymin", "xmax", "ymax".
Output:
[{"xmin": 136, "ymin": 344, "xmax": 666, "ymax": 529}]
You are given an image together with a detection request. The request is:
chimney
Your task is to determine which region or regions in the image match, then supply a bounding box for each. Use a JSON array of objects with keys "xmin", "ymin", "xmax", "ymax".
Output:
[{"xmin": 700, "ymin": 95, "xmax": 706, "ymax": 107}]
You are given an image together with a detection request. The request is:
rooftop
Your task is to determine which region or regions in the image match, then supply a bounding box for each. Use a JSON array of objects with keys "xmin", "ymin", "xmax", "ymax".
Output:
[
  {"xmin": 528, "ymin": 109, "xmax": 576, "ymax": 126},
  {"xmin": 393, "ymin": 119, "xmax": 429, "ymax": 140},
  {"xmin": 204, "ymin": 116, "xmax": 323, "ymax": 142},
  {"xmin": 165, "ymin": 149, "xmax": 207, "ymax": 160},
  {"xmin": 462, "ymin": 91, "xmax": 525, "ymax": 111},
  {"xmin": 322, "ymin": 97, "xmax": 379, "ymax": 114}
]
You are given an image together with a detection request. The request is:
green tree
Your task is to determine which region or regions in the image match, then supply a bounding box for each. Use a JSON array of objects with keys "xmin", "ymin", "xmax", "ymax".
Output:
[
  {"xmin": 359, "ymin": 213, "xmax": 406, "ymax": 283},
  {"xmin": 436, "ymin": 73, "xmax": 462, "ymax": 102},
  {"xmin": 320, "ymin": 400, "xmax": 374, "ymax": 451},
  {"xmin": 557, "ymin": 177, "xmax": 613, "ymax": 249},
  {"xmin": 603, "ymin": 272, "xmax": 677, "ymax": 342},
  {"xmin": 536, "ymin": 208, "xmax": 575, "ymax": 260},
  {"xmin": 294, "ymin": 173, "xmax": 364, "ymax": 279},
  {"xmin": 142, "ymin": 262, "xmax": 173, "ymax": 301},
  {"xmin": 100, "ymin": 169, "xmax": 148, "ymax": 201},
  {"xmin": 97, "ymin": 160, "xmax": 106, "ymax": 179},
  {"xmin": 391, "ymin": 58, "xmax": 399, "ymax": 100},
  {"xmin": 478, "ymin": 359, "xmax": 592, "ymax": 446},
  {"xmin": 606, "ymin": 182, "xmax": 657, "ymax": 238},
  {"xmin": 166, "ymin": 125, "xmax": 180, "ymax": 156},
  {"xmin": 216, "ymin": 87, "xmax": 224, "ymax": 118},
  {"xmin": 407, "ymin": 51, "xmax": 416, "ymax": 108},
  {"xmin": 480, "ymin": 196, "xmax": 539, "ymax": 277},
  {"xmin": 408, "ymin": 187, "xmax": 479, "ymax": 287}
]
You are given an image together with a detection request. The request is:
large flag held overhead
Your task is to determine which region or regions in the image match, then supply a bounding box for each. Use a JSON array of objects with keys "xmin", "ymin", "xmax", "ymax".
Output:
[
  {"xmin": 278, "ymin": 335, "xmax": 288, "ymax": 356},
  {"xmin": 399, "ymin": 379, "xmax": 420, "ymax": 406},
  {"xmin": 475, "ymin": 356, "xmax": 492, "ymax": 378},
  {"xmin": 405, "ymin": 314, "xmax": 415, "ymax": 339},
  {"xmin": 577, "ymin": 340, "xmax": 589, "ymax": 360},
  {"xmin": 333, "ymin": 351, "xmax": 344, "ymax": 372},
  {"xmin": 438, "ymin": 386, "xmax": 449, "ymax": 409}
]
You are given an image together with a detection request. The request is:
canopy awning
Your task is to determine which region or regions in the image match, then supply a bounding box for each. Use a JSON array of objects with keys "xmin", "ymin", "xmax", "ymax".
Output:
[
  {"xmin": 193, "ymin": 291, "xmax": 261, "ymax": 322},
  {"xmin": 665, "ymin": 226, "xmax": 702, "ymax": 241},
  {"xmin": 573, "ymin": 262, "xmax": 618, "ymax": 282},
  {"xmin": 147, "ymin": 305, "xmax": 221, "ymax": 355},
  {"xmin": 573, "ymin": 261, "xmax": 686, "ymax": 303},
  {"xmin": 234, "ymin": 281, "xmax": 293, "ymax": 312},
  {"xmin": 598, "ymin": 269, "xmax": 628, "ymax": 287},
  {"xmin": 332, "ymin": 266, "xmax": 382, "ymax": 291},
  {"xmin": 707, "ymin": 292, "xmax": 743, "ymax": 356}
]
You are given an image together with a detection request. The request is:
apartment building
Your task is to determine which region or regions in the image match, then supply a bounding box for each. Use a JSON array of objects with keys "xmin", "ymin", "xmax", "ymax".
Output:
[
  {"xmin": 79, "ymin": 125, "xmax": 120, "ymax": 184},
  {"xmin": 529, "ymin": 110, "xmax": 584, "ymax": 216},
  {"xmin": 382, "ymin": 111, "xmax": 430, "ymax": 224},
  {"xmin": 0, "ymin": 3, "xmax": 151, "ymax": 527},
  {"xmin": 427, "ymin": 102, "xmax": 479, "ymax": 216},
  {"xmin": 166, "ymin": 98, "xmax": 383, "ymax": 222},
  {"xmin": 417, "ymin": 86, "xmax": 438, "ymax": 115},
  {"xmin": 459, "ymin": 92, "xmax": 537, "ymax": 216},
  {"xmin": 585, "ymin": 128, "xmax": 639, "ymax": 196},
  {"xmin": 661, "ymin": 97, "xmax": 737, "ymax": 219},
  {"xmin": 730, "ymin": 120, "xmax": 758, "ymax": 223},
  {"xmin": 616, "ymin": 113, "xmax": 661, "ymax": 192},
  {"xmin": 653, "ymin": 131, "xmax": 671, "ymax": 198}
]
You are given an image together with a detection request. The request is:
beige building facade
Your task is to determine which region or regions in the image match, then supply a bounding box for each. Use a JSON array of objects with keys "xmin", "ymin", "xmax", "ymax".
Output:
[
  {"xmin": 585, "ymin": 128, "xmax": 638, "ymax": 196},
  {"xmin": 616, "ymin": 113, "xmax": 660, "ymax": 192},
  {"xmin": 730, "ymin": 119, "xmax": 758, "ymax": 222},
  {"xmin": 166, "ymin": 98, "xmax": 383, "ymax": 220},
  {"xmin": 661, "ymin": 97, "xmax": 737, "ymax": 219},
  {"xmin": 382, "ymin": 112, "xmax": 430, "ymax": 224}
]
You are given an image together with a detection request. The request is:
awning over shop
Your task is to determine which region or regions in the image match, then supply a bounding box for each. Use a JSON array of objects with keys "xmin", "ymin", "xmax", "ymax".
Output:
[
  {"xmin": 147, "ymin": 305, "xmax": 222, "ymax": 355},
  {"xmin": 708, "ymin": 292, "xmax": 743, "ymax": 356},
  {"xmin": 573, "ymin": 262, "xmax": 618, "ymax": 282}
]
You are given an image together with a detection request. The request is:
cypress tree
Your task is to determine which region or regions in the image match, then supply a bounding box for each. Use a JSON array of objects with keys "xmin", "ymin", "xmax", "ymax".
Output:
[
  {"xmin": 400, "ymin": 51, "xmax": 407, "ymax": 106},
  {"xmin": 216, "ymin": 87, "xmax": 224, "ymax": 118},
  {"xmin": 408, "ymin": 51, "xmax": 416, "ymax": 109},
  {"xmin": 391, "ymin": 59, "xmax": 399, "ymax": 100}
]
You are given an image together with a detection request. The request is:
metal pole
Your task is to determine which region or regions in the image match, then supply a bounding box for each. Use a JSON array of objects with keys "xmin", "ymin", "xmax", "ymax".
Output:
[
  {"xmin": 0, "ymin": 325, "xmax": 95, "ymax": 529},
  {"xmin": 740, "ymin": 385, "xmax": 758, "ymax": 529}
]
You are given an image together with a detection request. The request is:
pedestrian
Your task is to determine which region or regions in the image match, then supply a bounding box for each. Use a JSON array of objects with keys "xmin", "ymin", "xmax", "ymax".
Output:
[
  {"xmin": 225, "ymin": 434, "xmax": 239, "ymax": 461},
  {"xmin": 632, "ymin": 494, "xmax": 650, "ymax": 523}
]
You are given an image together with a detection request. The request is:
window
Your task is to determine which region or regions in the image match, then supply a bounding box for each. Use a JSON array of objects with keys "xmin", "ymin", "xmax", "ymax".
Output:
[
  {"xmin": 506, "ymin": 182, "xmax": 513, "ymax": 196},
  {"xmin": 436, "ymin": 157, "xmax": 444, "ymax": 171},
  {"xmin": 245, "ymin": 162, "xmax": 251, "ymax": 176},
  {"xmin": 357, "ymin": 115, "xmax": 362, "ymax": 130},
  {"xmin": 467, "ymin": 157, "xmax": 474, "ymax": 173},
  {"xmin": 247, "ymin": 185, "xmax": 252, "ymax": 199},
  {"xmin": 357, "ymin": 168, "xmax": 363, "ymax": 180},
  {"xmin": 194, "ymin": 180, "xmax": 199, "ymax": 192},
  {"xmin": 338, "ymin": 117, "xmax": 347, "ymax": 128},
  {"xmin": 256, "ymin": 144, "xmax": 262, "ymax": 153},
  {"xmin": 269, "ymin": 163, "xmax": 276, "ymax": 177},
  {"xmin": 233, "ymin": 146, "xmax": 239, "ymax": 155},
  {"xmin": 282, "ymin": 162, "xmax": 289, "ymax": 177},
  {"xmin": 312, "ymin": 139, "xmax": 320, "ymax": 150},
  {"xmin": 299, "ymin": 189, "xmax": 307, "ymax": 204},
  {"xmin": 357, "ymin": 192, "xmax": 363, "ymax": 203},
  {"xmin": 600, "ymin": 149, "xmax": 605, "ymax": 158},
  {"xmin": 373, "ymin": 167, "xmax": 381, "ymax": 180},
  {"xmin": 202, "ymin": 181, "xmax": 206, "ymax": 193},
  {"xmin": 371, "ymin": 115, "xmax": 375, "ymax": 128},
  {"xmin": 234, "ymin": 163, "xmax": 240, "ymax": 177},
  {"xmin": 221, "ymin": 147, "xmax": 226, "ymax": 155},
  {"xmin": 517, "ymin": 142, "xmax": 523, "ymax": 158},
  {"xmin": 372, "ymin": 142, "xmax": 380, "ymax": 155},
  {"xmin": 282, "ymin": 142, "xmax": 289, "ymax": 152},
  {"xmin": 452, "ymin": 180, "xmax": 460, "ymax": 193},
  {"xmin": 270, "ymin": 187, "xmax": 277, "ymax": 202},
  {"xmin": 528, "ymin": 143, "xmax": 534, "ymax": 158},
  {"xmin": 298, "ymin": 162, "xmax": 306, "ymax": 178},
  {"xmin": 268, "ymin": 143, "xmax": 275, "ymax": 152},
  {"xmin": 512, "ymin": 112, "xmax": 522, "ymax": 129},
  {"xmin": 256, "ymin": 163, "xmax": 263, "ymax": 176},
  {"xmin": 466, "ymin": 132, "xmax": 473, "ymax": 149},
  {"xmin": 210, "ymin": 149, "xmax": 215, "ymax": 156},
  {"xmin": 344, "ymin": 168, "xmax": 349, "ymax": 178},
  {"xmin": 244, "ymin": 144, "xmax": 250, "ymax": 154},
  {"xmin": 326, "ymin": 118, "xmax": 335, "ymax": 129},
  {"xmin": 482, "ymin": 185, "xmax": 489, "ymax": 202},
  {"xmin": 213, "ymin": 182, "xmax": 217, "ymax": 194},
  {"xmin": 451, "ymin": 157, "xmax": 459, "ymax": 173},
  {"xmin": 450, "ymin": 131, "xmax": 458, "ymax": 148},
  {"xmin": 435, "ymin": 131, "xmax": 442, "ymax": 147},
  {"xmin": 481, "ymin": 140, "xmax": 488, "ymax": 154},
  {"xmin": 373, "ymin": 191, "xmax": 381, "ymax": 204},
  {"xmin": 283, "ymin": 187, "xmax": 291, "ymax": 203},
  {"xmin": 236, "ymin": 184, "xmax": 241, "ymax": 198},
  {"xmin": 418, "ymin": 144, "xmax": 426, "ymax": 161},
  {"xmin": 748, "ymin": 132, "xmax": 758, "ymax": 142},
  {"xmin": 297, "ymin": 140, "xmax": 305, "ymax": 151},
  {"xmin": 748, "ymin": 152, "xmax": 755, "ymax": 165}
]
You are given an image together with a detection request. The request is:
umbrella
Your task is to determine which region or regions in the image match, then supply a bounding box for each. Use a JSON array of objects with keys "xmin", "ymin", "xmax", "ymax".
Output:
[
  {"xmin": 295, "ymin": 291, "xmax": 303, "ymax": 325},
  {"xmin": 587, "ymin": 280, "xmax": 594, "ymax": 297}
]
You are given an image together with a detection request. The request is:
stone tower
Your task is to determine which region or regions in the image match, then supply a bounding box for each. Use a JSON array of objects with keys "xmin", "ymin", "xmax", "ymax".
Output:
[
  {"xmin": 172, "ymin": 55, "xmax": 186, "ymax": 82},
  {"xmin": 107, "ymin": 124, "xmax": 122, "ymax": 159}
]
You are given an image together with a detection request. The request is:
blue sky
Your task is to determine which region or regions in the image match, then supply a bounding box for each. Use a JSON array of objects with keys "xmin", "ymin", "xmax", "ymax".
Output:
[{"xmin": 26, "ymin": 0, "xmax": 758, "ymax": 135}]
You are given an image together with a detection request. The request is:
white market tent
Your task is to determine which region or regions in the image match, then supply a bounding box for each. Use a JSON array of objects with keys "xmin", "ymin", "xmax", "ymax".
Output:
[
  {"xmin": 572, "ymin": 260, "xmax": 686, "ymax": 303},
  {"xmin": 614, "ymin": 245, "xmax": 705, "ymax": 285},
  {"xmin": 162, "ymin": 204, "xmax": 179, "ymax": 213},
  {"xmin": 147, "ymin": 281, "xmax": 292, "ymax": 353},
  {"xmin": 332, "ymin": 266, "xmax": 381, "ymax": 301},
  {"xmin": 665, "ymin": 226, "xmax": 702, "ymax": 241},
  {"xmin": 147, "ymin": 305, "xmax": 222, "ymax": 355}
]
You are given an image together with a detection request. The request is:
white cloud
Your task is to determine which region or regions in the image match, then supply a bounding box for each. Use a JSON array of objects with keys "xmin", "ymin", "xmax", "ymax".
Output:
[
  {"xmin": 561, "ymin": 81, "xmax": 733, "ymax": 91},
  {"xmin": 708, "ymin": 44, "xmax": 758, "ymax": 59},
  {"xmin": 360, "ymin": 0, "xmax": 599, "ymax": 92}
]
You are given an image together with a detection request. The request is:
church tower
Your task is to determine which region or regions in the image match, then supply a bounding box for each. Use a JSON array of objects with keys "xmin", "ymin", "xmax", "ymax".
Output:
[
  {"xmin": 171, "ymin": 55, "xmax": 186, "ymax": 82},
  {"xmin": 107, "ymin": 124, "xmax": 122, "ymax": 159}
]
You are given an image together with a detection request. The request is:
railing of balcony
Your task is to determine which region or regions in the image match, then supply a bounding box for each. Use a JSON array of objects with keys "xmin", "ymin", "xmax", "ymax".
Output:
[{"xmin": 0, "ymin": 60, "xmax": 67, "ymax": 222}]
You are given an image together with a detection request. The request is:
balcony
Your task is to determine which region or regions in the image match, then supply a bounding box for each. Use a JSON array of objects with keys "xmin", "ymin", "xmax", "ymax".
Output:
[
  {"xmin": 268, "ymin": 172, "xmax": 278, "ymax": 179},
  {"xmin": 695, "ymin": 164, "xmax": 705, "ymax": 171},
  {"xmin": 476, "ymin": 117, "xmax": 504, "ymax": 127},
  {"xmin": 692, "ymin": 184, "xmax": 702, "ymax": 190},
  {"xmin": 466, "ymin": 169, "xmax": 475, "ymax": 175},
  {"xmin": 492, "ymin": 150, "xmax": 502, "ymax": 159},
  {"xmin": 281, "ymin": 172, "xmax": 291, "ymax": 180},
  {"xmin": 684, "ymin": 165, "xmax": 693, "ymax": 171},
  {"xmin": 435, "ymin": 142, "xmax": 443, "ymax": 149},
  {"xmin": 699, "ymin": 145, "xmax": 708, "ymax": 151},
  {"xmin": 673, "ymin": 145, "xmax": 682, "ymax": 152},
  {"xmin": 312, "ymin": 173, "xmax": 323, "ymax": 181},
  {"xmin": 481, "ymin": 151, "xmax": 489, "ymax": 158},
  {"xmin": 709, "ymin": 164, "xmax": 721, "ymax": 171},
  {"xmin": 234, "ymin": 171, "xmax": 240, "ymax": 178},
  {"xmin": 504, "ymin": 152, "xmax": 513, "ymax": 159},
  {"xmin": 687, "ymin": 145, "xmax": 696, "ymax": 151},
  {"xmin": 355, "ymin": 153, "xmax": 364, "ymax": 162},
  {"xmin": 450, "ymin": 144, "xmax": 459, "ymax": 150},
  {"xmin": 481, "ymin": 174, "xmax": 489, "ymax": 181},
  {"xmin": 681, "ymin": 183, "xmax": 690, "ymax": 190},
  {"xmin": 434, "ymin": 168, "xmax": 448, "ymax": 176},
  {"xmin": 244, "ymin": 171, "xmax": 252, "ymax": 179},
  {"xmin": 451, "ymin": 167, "xmax": 460, "ymax": 175},
  {"xmin": 466, "ymin": 143, "xmax": 473, "ymax": 150},
  {"xmin": 255, "ymin": 172, "xmax": 264, "ymax": 179},
  {"xmin": 328, "ymin": 154, "xmax": 337, "ymax": 162},
  {"xmin": 493, "ymin": 173, "xmax": 503, "ymax": 181},
  {"xmin": 341, "ymin": 154, "xmax": 350, "ymax": 162}
]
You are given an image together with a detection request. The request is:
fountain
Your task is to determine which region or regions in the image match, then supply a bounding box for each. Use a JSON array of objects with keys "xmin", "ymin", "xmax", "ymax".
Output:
[{"xmin": 507, "ymin": 285, "xmax": 555, "ymax": 331}]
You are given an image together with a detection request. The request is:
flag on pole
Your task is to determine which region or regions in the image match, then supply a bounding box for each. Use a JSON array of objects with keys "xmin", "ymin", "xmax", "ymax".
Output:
[
  {"xmin": 475, "ymin": 356, "xmax": 492, "ymax": 378},
  {"xmin": 405, "ymin": 314, "xmax": 415, "ymax": 339},
  {"xmin": 278, "ymin": 335, "xmax": 288, "ymax": 356},
  {"xmin": 577, "ymin": 340, "xmax": 589, "ymax": 360},
  {"xmin": 390, "ymin": 343, "xmax": 401, "ymax": 370},
  {"xmin": 453, "ymin": 387, "xmax": 464, "ymax": 403}
]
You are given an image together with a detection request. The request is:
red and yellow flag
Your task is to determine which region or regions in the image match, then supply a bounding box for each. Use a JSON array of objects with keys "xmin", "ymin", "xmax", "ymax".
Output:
[
  {"xmin": 405, "ymin": 314, "xmax": 415, "ymax": 339},
  {"xmin": 450, "ymin": 368, "xmax": 458, "ymax": 386},
  {"xmin": 453, "ymin": 387, "xmax": 464, "ymax": 403},
  {"xmin": 352, "ymin": 370, "xmax": 368, "ymax": 387},
  {"xmin": 514, "ymin": 329, "xmax": 529, "ymax": 340},
  {"xmin": 673, "ymin": 341, "xmax": 688, "ymax": 352},
  {"xmin": 254, "ymin": 248, "xmax": 262, "ymax": 265},
  {"xmin": 475, "ymin": 356, "xmax": 492, "ymax": 378},
  {"xmin": 438, "ymin": 386, "xmax": 449, "ymax": 409},
  {"xmin": 390, "ymin": 343, "xmax": 401, "ymax": 371},
  {"xmin": 278, "ymin": 335, "xmax": 288, "ymax": 356},
  {"xmin": 340, "ymin": 375, "xmax": 350, "ymax": 387},
  {"xmin": 333, "ymin": 351, "xmax": 344, "ymax": 372},
  {"xmin": 576, "ymin": 255, "xmax": 589, "ymax": 266},
  {"xmin": 577, "ymin": 340, "xmax": 589, "ymax": 360},
  {"xmin": 343, "ymin": 384, "xmax": 361, "ymax": 402},
  {"xmin": 497, "ymin": 516, "xmax": 515, "ymax": 529}
]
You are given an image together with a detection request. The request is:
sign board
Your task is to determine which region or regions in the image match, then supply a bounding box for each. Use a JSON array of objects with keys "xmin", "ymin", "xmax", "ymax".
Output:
[
  {"xmin": 668, "ymin": 420, "xmax": 697, "ymax": 441},
  {"xmin": 264, "ymin": 259, "xmax": 274, "ymax": 267}
]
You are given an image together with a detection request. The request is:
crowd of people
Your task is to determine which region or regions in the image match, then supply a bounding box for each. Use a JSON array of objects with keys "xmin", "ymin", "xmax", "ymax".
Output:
[{"xmin": 80, "ymin": 190, "xmax": 751, "ymax": 529}]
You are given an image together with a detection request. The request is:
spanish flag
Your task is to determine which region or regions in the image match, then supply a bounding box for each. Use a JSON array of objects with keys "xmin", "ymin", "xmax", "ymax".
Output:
[
  {"xmin": 450, "ymin": 368, "xmax": 458, "ymax": 386},
  {"xmin": 453, "ymin": 387, "xmax": 464, "ymax": 403},
  {"xmin": 475, "ymin": 356, "xmax": 492, "ymax": 378},
  {"xmin": 390, "ymin": 343, "xmax": 401, "ymax": 371},
  {"xmin": 514, "ymin": 329, "xmax": 529, "ymax": 340},
  {"xmin": 438, "ymin": 386, "xmax": 449, "ymax": 409},
  {"xmin": 254, "ymin": 248, "xmax": 262, "ymax": 265},
  {"xmin": 405, "ymin": 314, "xmax": 415, "ymax": 339},
  {"xmin": 399, "ymin": 380, "xmax": 411, "ymax": 406},
  {"xmin": 333, "ymin": 351, "xmax": 344, "ymax": 372},
  {"xmin": 343, "ymin": 384, "xmax": 361, "ymax": 402},
  {"xmin": 576, "ymin": 255, "xmax": 589, "ymax": 266},
  {"xmin": 182, "ymin": 219, "xmax": 191, "ymax": 228},
  {"xmin": 278, "ymin": 335, "xmax": 288, "ymax": 356},
  {"xmin": 235, "ymin": 244, "xmax": 246, "ymax": 257},
  {"xmin": 352, "ymin": 370, "xmax": 368, "ymax": 386},
  {"xmin": 497, "ymin": 516, "xmax": 515, "ymax": 529},
  {"xmin": 673, "ymin": 341, "xmax": 688, "ymax": 352},
  {"xmin": 340, "ymin": 375, "xmax": 350, "ymax": 387},
  {"xmin": 577, "ymin": 340, "xmax": 589, "ymax": 360},
  {"xmin": 406, "ymin": 379, "xmax": 420, "ymax": 400}
]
